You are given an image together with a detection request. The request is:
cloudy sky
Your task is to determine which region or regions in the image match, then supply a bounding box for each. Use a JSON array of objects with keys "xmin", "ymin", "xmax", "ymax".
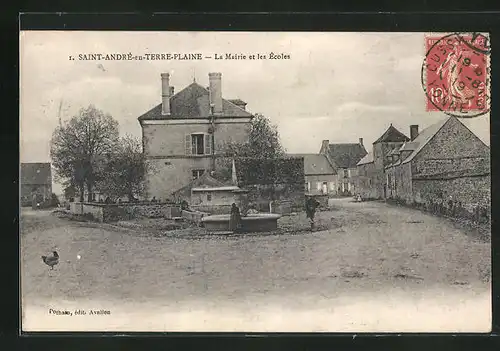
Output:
[{"xmin": 20, "ymin": 31, "xmax": 490, "ymax": 193}]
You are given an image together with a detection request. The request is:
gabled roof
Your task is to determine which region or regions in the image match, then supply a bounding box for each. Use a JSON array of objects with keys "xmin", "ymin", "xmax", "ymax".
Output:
[
  {"xmin": 327, "ymin": 143, "xmax": 368, "ymax": 168},
  {"xmin": 228, "ymin": 99, "xmax": 247, "ymax": 106},
  {"xmin": 172, "ymin": 172, "xmax": 228, "ymax": 196},
  {"xmin": 373, "ymin": 124, "xmax": 410, "ymax": 144},
  {"xmin": 401, "ymin": 117, "xmax": 451, "ymax": 164},
  {"xmin": 138, "ymin": 82, "xmax": 253, "ymax": 121},
  {"xmin": 21, "ymin": 163, "xmax": 51, "ymax": 185},
  {"xmin": 287, "ymin": 153, "xmax": 336, "ymax": 175},
  {"xmin": 399, "ymin": 141, "xmax": 419, "ymax": 152},
  {"xmin": 357, "ymin": 151, "xmax": 374, "ymax": 166}
]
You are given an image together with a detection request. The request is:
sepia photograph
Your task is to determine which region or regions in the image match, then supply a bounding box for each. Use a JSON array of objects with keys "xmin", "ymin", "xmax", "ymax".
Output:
[{"xmin": 20, "ymin": 31, "xmax": 491, "ymax": 332}]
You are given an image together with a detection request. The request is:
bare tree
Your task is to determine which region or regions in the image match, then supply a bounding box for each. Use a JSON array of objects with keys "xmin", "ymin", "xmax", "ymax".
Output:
[
  {"xmin": 50, "ymin": 105, "xmax": 119, "ymax": 202},
  {"xmin": 96, "ymin": 135, "xmax": 150, "ymax": 201}
]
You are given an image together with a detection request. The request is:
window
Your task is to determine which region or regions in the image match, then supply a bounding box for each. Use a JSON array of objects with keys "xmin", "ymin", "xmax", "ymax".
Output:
[
  {"xmin": 207, "ymin": 194, "xmax": 212, "ymax": 201},
  {"xmin": 305, "ymin": 182, "xmax": 311, "ymax": 192},
  {"xmin": 322, "ymin": 182, "xmax": 328, "ymax": 194},
  {"xmin": 192, "ymin": 169, "xmax": 205, "ymax": 180},
  {"xmin": 192, "ymin": 134, "xmax": 204, "ymax": 155},
  {"xmin": 317, "ymin": 182, "xmax": 322, "ymax": 191},
  {"xmin": 343, "ymin": 169, "xmax": 349, "ymax": 178},
  {"xmin": 185, "ymin": 133, "xmax": 212, "ymax": 156},
  {"xmin": 329, "ymin": 182, "xmax": 335, "ymax": 191}
]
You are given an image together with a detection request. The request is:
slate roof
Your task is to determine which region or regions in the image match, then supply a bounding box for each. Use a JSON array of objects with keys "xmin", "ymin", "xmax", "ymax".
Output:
[
  {"xmin": 373, "ymin": 124, "xmax": 410, "ymax": 144},
  {"xmin": 21, "ymin": 163, "xmax": 51, "ymax": 185},
  {"xmin": 357, "ymin": 151, "xmax": 374, "ymax": 166},
  {"xmin": 400, "ymin": 117, "xmax": 451, "ymax": 164},
  {"xmin": 172, "ymin": 172, "xmax": 228, "ymax": 196},
  {"xmin": 228, "ymin": 99, "xmax": 247, "ymax": 106},
  {"xmin": 327, "ymin": 143, "xmax": 368, "ymax": 169},
  {"xmin": 399, "ymin": 141, "xmax": 419, "ymax": 152},
  {"xmin": 138, "ymin": 82, "xmax": 253, "ymax": 121},
  {"xmin": 287, "ymin": 154, "xmax": 336, "ymax": 175}
]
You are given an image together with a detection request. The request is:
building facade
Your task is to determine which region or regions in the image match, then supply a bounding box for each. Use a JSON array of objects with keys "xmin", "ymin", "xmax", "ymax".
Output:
[
  {"xmin": 20, "ymin": 163, "xmax": 52, "ymax": 206},
  {"xmin": 288, "ymin": 153, "xmax": 337, "ymax": 196},
  {"xmin": 319, "ymin": 138, "xmax": 367, "ymax": 196},
  {"xmin": 138, "ymin": 72, "xmax": 253, "ymax": 199},
  {"xmin": 357, "ymin": 117, "xmax": 490, "ymax": 212}
]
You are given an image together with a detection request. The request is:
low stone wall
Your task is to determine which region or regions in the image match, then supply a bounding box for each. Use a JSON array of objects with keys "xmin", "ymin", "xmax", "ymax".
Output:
[
  {"xmin": 70, "ymin": 202, "xmax": 105, "ymax": 222},
  {"xmin": 70, "ymin": 202, "xmax": 182, "ymax": 222},
  {"xmin": 190, "ymin": 204, "xmax": 232, "ymax": 215},
  {"xmin": 181, "ymin": 210, "xmax": 208, "ymax": 224},
  {"xmin": 120, "ymin": 203, "xmax": 180, "ymax": 219}
]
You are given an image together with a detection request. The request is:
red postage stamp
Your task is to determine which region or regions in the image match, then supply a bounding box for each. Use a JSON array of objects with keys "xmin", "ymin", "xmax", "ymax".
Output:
[{"xmin": 422, "ymin": 32, "xmax": 490, "ymax": 118}]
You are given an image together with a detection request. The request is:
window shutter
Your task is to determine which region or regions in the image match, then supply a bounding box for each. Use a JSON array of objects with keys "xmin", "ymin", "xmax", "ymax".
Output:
[
  {"xmin": 204, "ymin": 133, "xmax": 212, "ymax": 155},
  {"xmin": 185, "ymin": 134, "xmax": 191, "ymax": 155}
]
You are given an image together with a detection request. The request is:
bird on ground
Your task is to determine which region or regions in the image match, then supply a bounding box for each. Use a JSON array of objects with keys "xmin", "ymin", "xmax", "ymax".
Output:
[{"xmin": 41, "ymin": 251, "xmax": 59, "ymax": 270}]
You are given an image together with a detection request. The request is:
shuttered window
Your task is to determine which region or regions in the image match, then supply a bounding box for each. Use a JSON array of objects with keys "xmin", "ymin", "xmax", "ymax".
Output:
[
  {"xmin": 204, "ymin": 133, "xmax": 212, "ymax": 155},
  {"xmin": 186, "ymin": 133, "xmax": 213, "ymax": 155},
  {"xmin": 185, "ymin": 134, "xmax": 192, "ymax": 155}
]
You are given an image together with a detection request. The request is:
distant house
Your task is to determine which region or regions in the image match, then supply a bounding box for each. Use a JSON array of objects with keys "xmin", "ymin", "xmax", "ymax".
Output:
[
  {"xmin": 357, "ymin": 117, "xmax": 490, "ymax": 212},
  {"xmin": 287, "ymin": 153, "xmax": 337, "ymax": 196},
  {"xmin": 138, "ymin": 72, "xmax": 254, "ymax": 199},
  {"xmin": 20, "ymin": 163, "xmax": 52, "ymax": 206},
  {"xmin": 319, "ymin": 138, "xmax": 368, "ymax": 195}
]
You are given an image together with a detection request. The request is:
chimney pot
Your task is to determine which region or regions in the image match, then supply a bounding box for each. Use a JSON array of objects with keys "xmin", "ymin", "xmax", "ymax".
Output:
[
  {"xmin": 321, "ymin": 140, "xmax": 330, "ymax": 153},
  {"xmin": 208, "ymin": 72, "xmax": 223, "ymax": 115},
  {"xmin": 359, "ymin": 137, "xmax": 364, "ymax": 146},
  {"xmin": 410, "ymin": 125, "xmax": 419, "ymax": 141},
  {"xmin": 161, "ymin": 73, "xmax": 171, "ymax": 115}
]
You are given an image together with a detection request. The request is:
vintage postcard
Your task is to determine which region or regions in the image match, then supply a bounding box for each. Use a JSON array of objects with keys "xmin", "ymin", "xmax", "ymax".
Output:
[{"xmin": 20, "ymin": 31, "xmax": 491, "ymax": 332}]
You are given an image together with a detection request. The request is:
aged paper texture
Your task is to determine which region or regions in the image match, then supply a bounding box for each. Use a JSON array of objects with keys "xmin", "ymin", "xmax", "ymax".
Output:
[{"xmin": 20, "ymin": 31, "xmax": 491, "ymax": 332}]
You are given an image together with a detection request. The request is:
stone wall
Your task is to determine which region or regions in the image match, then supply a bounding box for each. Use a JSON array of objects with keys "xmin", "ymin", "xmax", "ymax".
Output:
[
  {"xmin": 413, "ymin": 174, "xmax": 491, "ymax": 212},
  {"xmin": 70, "ymin": 202, "xmax": 182, "ymax": 222},
  {"xmin": 190, "ymin": 204, "xmax": 232, "ymax": 215}
]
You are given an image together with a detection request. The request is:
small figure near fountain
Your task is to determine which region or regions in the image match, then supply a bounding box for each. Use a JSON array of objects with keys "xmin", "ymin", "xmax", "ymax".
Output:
[
  {"xmin": 229, "ymin": 203, "xmax": 243, "ymax": 233},
  {"xmin": 305, "ymin": 195, "xmax": 320, "ymax": 230}
]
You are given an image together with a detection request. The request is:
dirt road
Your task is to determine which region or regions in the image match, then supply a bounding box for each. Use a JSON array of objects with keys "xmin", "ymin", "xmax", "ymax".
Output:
[{"xmin": 20, "ymin": 200, "xmax": 491, "ymax": 332}]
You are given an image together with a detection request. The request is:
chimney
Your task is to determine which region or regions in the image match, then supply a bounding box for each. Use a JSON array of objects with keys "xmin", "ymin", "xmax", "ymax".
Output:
[
  {"xmin": 169, "ymin": 86, "xmax": 175, "ymax": 96},
  {"xmin": 161, "ymin": 73, "xmax": 171, "ymax": 115},
  {"xmin": 321, "ymin": 140, "xmax": 330, "ymax": 153},
  {"xmin": 359, "ymin": 138, "xmax": 364, "ymax": 147},
  {"xmin": 209, "ymin": 72, "xmax": 223, "ymax": 115},
  {"xmin": 410, "ymin": 125, "xmax": 419, "ymax": 141}
]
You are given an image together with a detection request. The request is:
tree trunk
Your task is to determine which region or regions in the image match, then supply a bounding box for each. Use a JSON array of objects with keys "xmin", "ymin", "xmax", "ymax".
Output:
[
  {"xmin": 87, "ymin": 182, "xmax": 93, "ymax": 202},
  {"xmin": 79, "ymin": 183, "xmax": 85, "ymax": 202}
]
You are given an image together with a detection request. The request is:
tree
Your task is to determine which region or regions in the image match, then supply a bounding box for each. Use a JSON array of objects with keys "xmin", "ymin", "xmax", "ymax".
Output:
[
  {"xmin": 50, "ymin": 105, "xmax": 119, "ymax": 202},
  {"xmin": 214, "ymin": 113, "xmax": 286, "ymax": 182},
  {"xmin": 96, "ymin": 135, "xmax": 149, "ymax": 201}
]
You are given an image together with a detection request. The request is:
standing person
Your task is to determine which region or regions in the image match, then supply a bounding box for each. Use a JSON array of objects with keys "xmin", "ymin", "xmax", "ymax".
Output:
[
  {"xmin": 229, "ymin": 203, "xmax": 242, "ymax": 233},
  {"xmin": 305, "ymin": 196, "xmax": 320, "ymax": 230}
]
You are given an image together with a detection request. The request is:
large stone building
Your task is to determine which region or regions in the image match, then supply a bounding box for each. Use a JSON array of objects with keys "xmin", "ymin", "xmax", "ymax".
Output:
[
  {"xmin": 319, "ymin": 138, "xmax": 367, "ymax": 195},
  {"xmin": 20, "ymin": 163, "xmax": 52, "ymax": 206},
  {"xmin": 357, "ymin": 116, "xmax": 490, "ymax": 212},
  {"xmin": 138, "ymin": 72, "xmax": 253, "ymax": 199}
]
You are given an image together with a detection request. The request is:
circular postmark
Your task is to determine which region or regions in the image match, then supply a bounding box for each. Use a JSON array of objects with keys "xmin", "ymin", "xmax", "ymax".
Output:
[{"xmin": 421, "ymin": 32, "xmax": 490, "ymax": 118}]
